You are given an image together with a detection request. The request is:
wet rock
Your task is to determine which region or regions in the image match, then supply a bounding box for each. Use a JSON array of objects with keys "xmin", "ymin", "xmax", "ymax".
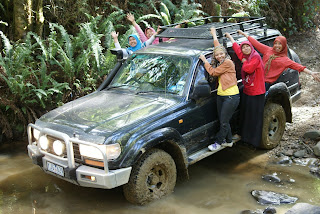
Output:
[
  {"xmin": 288, "ymin": 178, "xmax": 295, "ymax": 183},
  {"xmin": 282, "ymin": 150, "xmax": 294, "ymax": 157},
  {"xmin": 263, "ymin": 207, "xmax": 277, "ymax": 214},
  {"xmin": 293, "ymin": 150, "xmax": 306, "ymax": 158},
  {"xmin": 303, "ymin": 130, "xmax": 320, "ymax": 140},
  {"xmin": 277, "ymin": 156, "xmax": 292, "ymax": 165},
  {"xmin": 285, "ymin": 202, "xmax": 320, "ymax": 214},
  {"xmin": 293, "ymin": 158, "xmax": 311, "ymax": 166},
  {"xmin": 309, "ymin": 166, "xmax": 320, "ymax": 178},
  {"xmin": 262, "ymin": 173, "xmax": 281, "ymax": 183},
  {"xmin": 251, "ymin": 190, "xmax": 298, "ymax": 205},
  {"xmin": 313, "ymin": 142, "xmax": 320, "ymax": 157}
]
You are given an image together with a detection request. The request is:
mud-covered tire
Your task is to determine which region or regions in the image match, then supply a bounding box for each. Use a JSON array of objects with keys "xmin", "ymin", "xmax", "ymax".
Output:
[
  {"xmin": 123, "ymin": 148, "xmax": 177, "ymax": 205},
  {"xmin": 260, "ymin": 103, "xmax": 286, "ymax": 149}
]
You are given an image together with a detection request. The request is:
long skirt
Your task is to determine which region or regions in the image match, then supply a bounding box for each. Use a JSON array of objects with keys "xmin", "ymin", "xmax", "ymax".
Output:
[{"xmin": 240, "ymin": 93, "xmax": 265, "ymax": 147}]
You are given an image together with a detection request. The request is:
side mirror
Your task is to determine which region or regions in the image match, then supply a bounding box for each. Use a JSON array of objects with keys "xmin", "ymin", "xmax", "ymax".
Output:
[
  {"xmin": 110, "ymin": 48, "xmax": 129, "ymax": 60},
  {"xmin": 190, "ymin": 79, "xmax": 211, "ymax": 99}
]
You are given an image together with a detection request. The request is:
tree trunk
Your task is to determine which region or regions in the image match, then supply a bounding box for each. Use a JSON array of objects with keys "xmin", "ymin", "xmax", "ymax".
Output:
[
  {"xmin": 34, "ymin": 0, "xmax": 44, "ymax": 37},
  {"xmin": 13, "ymin": 0, "xmax": 29, "ymax": 40}
]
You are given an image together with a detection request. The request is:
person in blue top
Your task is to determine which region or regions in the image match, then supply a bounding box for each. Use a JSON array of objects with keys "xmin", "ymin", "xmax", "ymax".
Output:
[{"xmin": 111, "ymin": 26, "xmax": 160, "ymax": 57}]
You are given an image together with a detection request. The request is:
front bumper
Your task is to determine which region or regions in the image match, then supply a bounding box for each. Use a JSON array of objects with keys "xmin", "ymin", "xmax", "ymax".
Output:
[{"xmin": 27, "ymin": 124, "xmax": 131, "ymax": 189}]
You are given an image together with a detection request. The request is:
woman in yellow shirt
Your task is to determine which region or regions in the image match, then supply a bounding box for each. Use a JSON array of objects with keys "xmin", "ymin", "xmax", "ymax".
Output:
[{"xmin": 199, "ymin": 28, "xmax": 240, "ymax": 151}]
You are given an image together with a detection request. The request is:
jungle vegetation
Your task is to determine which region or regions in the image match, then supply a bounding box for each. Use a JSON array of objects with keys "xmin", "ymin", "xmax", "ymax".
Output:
[{"xmin": 0, "ymin": 0, "xmax": 319, "ymax": 141}]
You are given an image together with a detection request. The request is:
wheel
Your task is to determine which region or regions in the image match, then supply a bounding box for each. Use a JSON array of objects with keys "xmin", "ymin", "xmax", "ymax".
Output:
[
  {"xmin": 260, "ymin": 103, "xmax": 286, "ymax": 149},
  {"xmin": 123, "ymin": 148, "xmax": 177, "ymax": 205}
]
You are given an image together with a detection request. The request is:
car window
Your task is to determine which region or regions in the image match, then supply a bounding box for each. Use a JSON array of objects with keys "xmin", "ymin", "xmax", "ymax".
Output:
[{"xmin": 108, "ymin": 54, "xmax": 191, "ymax": 96}]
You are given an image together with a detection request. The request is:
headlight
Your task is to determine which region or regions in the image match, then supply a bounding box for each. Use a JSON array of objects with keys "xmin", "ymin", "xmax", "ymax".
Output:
[
  {"xmin": 79, "ymin": 143, "xmax": 121, "ymax": 160},
  {"xmin": 39, "ymin": 135, "xmax": 49, "ymax": 150},
  {"xmin": 33, "ymin": 129, "xmax": 40, "ymax": 141},
  {"xmin": 53, "ymin": 140, "xmax": 65, "ymax": 156}
]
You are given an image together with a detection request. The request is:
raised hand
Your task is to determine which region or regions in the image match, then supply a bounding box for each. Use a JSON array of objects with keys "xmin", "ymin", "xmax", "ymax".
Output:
[
  {"xmin": 127, "ymin": 13, "xmax": 135, "ymax": 24},
  {"xmin": 210, "ymin": 27, "xmax": 216, "ymax": 36},
  {"xmin": 237, "ymin": 30, "xmax": 248, "ymax": 38},
  {"xmin": 111, "ymin": 31, "xmax": 119, "ymax": 39}
]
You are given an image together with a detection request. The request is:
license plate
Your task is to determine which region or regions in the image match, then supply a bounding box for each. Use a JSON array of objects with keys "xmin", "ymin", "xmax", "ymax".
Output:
[{"xmin": 47, "ymin": 161, "xmax": 64, "ymax": 177}]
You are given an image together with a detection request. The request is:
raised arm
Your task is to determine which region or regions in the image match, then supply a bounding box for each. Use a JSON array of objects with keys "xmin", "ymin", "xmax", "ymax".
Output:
[
  {"xmin": 111, "ymin": 31, "xmax": 121, "ymax": 49},
  {"xmin": 210, "ymin": 27, "xmax": 220, "ymax": 47},
  {"xmin": 127, "ymin": 13, "xmax": 148, "ymax": 42},
  {"xmin": 237, "ymin": 30, "xmax": 269, "ymax": 54},
  {"xmin": 225, "ymin": 33, "xmax": 245, "ymax": 62}
]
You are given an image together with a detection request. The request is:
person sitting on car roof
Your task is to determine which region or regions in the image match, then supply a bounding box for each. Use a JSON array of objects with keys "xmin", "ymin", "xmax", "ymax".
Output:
[
  {"xmin": 199, "ymin": 27, "xmax": 240, "ymax": 151},
  {"xmin": 126, "ymin": 13, "xmax": 183, "ymax": 45},
  {"xmin": 237, "ymin": 30, "xmax": 320, "ymax": 90},
  {"xmin": 111, "ymin": 26, "xmax": 161, "ymax": 57},
  {"xmin": 225, "ymin": 32, "xmax": 265, "ymax": 148}
]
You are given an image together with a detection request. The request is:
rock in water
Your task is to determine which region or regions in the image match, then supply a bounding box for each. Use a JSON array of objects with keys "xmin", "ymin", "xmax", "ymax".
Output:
[
  {"xmin": 262, "ymin": 174, "xmax": 281, "ymax": 183},
  {"xmin": 251, "ymin": 190, "xmax": 298, "ymax": 205},
  {"xmin": 285, "ymin": 202, "xmax": 320, "ymax": 214}
]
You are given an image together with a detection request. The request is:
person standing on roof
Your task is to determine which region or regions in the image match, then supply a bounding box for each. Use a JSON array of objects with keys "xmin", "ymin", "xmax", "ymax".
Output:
[
  {"xmin": 111, "ymin": 26, "xmax": 161, "ymax": 56},
  {"xmin": 225, "ymin": 32, "xmax": 265, "ymax": 147},
  {"xmin": 126, "ymin": 13, "xmax": 183, "ymax": 44},
  {"xmin": 237, "ymin": 30, "xmax": 320, "ymax": 90},
  {"xmin": 199, "ymin": 27, "xmax": 240, "ymax": 151}
]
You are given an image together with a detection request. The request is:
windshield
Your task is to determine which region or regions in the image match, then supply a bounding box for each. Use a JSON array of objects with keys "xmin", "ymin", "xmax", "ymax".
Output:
[{"xmin": 108, "ymin": 54, "xmax": 192, "ymax": 96}]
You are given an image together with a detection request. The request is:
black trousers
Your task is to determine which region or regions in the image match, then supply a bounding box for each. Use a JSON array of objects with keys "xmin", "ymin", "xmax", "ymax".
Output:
[
  {"xmin": 216, "ymin": 94, "xmax": 240, "ymax": 144},
  {"xmin": 240, "ymin": 93, "xmax": 265, "ymax": 147}
]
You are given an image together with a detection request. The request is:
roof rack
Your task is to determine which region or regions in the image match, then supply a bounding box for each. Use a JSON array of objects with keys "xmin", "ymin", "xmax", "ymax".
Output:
[{"xmin": 157, "ymin": 16, "xmax": 267, "ymax": 40}]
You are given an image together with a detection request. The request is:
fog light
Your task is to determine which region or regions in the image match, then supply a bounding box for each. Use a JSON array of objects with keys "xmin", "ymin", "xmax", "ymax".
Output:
[
  {"xmin": 82, "ymin": 175, "xmax": 96, "ymax": 182},
  {"xmin": 53, "ymin": 140, "xmax": 65, "ymax": 156},
  {"xmin": 39, "ymin": 135, "xmax": 49, "ymax": 150}
]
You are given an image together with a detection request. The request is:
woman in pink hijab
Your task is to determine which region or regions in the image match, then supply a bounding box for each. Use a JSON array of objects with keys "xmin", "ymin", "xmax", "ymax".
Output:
[
  {"xmin": 226, "ymin": 33, "xmax": 265, "ymax": 147},
  {"xmin": 127, "ymin": 13, "xmax": 182, "ymax": 45}
]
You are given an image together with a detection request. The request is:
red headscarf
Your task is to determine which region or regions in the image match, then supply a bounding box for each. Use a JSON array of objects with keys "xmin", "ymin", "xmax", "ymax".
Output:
[
  {"xmin": 240, "ymin": 41, "xmax": 264, "ymax": 85},
  {"xmin": 273, "ymin": 36, "xmax": 288, "ymax": 57},
  {"xmin": 265, "ymin": 36, "xmax": 288, "ymax": 73}
]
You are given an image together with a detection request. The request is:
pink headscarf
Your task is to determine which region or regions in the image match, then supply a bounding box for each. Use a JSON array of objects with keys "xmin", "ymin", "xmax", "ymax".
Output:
[
  {"xmin": 240, "ymin": 41, "xmax": 264, "ymax": 85},
  {"xmin": 144, "ymin": 27, "xmax": 156, "ymax": 37},
  {"xmin": 144, "ymin": 27, "xmax": 159, "ymax": 44}
]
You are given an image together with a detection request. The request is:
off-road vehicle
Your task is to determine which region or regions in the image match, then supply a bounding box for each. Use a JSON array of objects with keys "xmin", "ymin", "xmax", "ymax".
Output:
[{"xmin": 27, "ymin": 16, "xmax": 301, "ymax": 205}]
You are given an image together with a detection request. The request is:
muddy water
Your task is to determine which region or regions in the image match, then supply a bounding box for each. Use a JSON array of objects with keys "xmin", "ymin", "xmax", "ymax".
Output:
[{"xmin": 0, "ymin": 142, "xmax": 319, "ymax": 214}]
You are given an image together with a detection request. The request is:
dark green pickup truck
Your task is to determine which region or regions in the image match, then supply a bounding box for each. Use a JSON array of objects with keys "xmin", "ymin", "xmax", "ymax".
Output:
[{"xmin": 27, "ymin": 17, "xmax": 301, "ymax": 205}]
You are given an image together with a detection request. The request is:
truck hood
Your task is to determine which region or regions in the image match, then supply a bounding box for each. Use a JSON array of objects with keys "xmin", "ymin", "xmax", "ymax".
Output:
[{"xmin": 39, "ymin": 90, "xmax": 178, "ymax": 137}]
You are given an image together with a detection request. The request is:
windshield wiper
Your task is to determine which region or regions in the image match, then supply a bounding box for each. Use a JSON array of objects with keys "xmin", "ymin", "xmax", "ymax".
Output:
[{"xmin": 135, "ymin": 90, "xmax": 177, "ymax": 95}]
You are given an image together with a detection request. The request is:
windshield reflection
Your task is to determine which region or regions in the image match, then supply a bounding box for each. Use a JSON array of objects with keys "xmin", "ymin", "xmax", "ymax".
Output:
[{"xmin": 108, "ymin": 54, "xmax": 191, "ymax": 96}]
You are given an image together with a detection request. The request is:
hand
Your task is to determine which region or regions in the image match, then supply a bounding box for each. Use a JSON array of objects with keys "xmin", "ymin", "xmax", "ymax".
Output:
[
  {"xmin": 111, "ymin": 31, "xmax": 119, "ymax": 39},
  {"xmin": 225, "ymin": 33, "xmax": 231, "ymax": 39},
  {"xmin": 242, "ymin": 58, "xmax": 247, "ymax": 63},
  {"xmin": 154, "ymin": 26, "xmax": 162, "ymax": 35},
  {"xmin": 127, "ymin": 13, "xmax": 135, "ymax": 23},
  {"xmin": 311, "ymin": 72, "xmax": 320, "ymax": 82},
  {"xmin": 237, "ymin": 30, "xmax": 248, "ymax": 38},
  {"xmin": 199, "ymin": 54, "xmax": 206, "ymax": 62},
  {"xmin": 237, "ymin": 30, "xmax": 244, "ymax": 35},
  {"xmin": 210, "ymin": 27, "xmax": 216, "ymax": 36}
]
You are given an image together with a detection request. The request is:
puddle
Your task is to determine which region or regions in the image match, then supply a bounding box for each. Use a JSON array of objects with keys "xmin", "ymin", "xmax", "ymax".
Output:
[{"xmin": 0, "ymin": 143, "xmax": 319, "ymax": 214}]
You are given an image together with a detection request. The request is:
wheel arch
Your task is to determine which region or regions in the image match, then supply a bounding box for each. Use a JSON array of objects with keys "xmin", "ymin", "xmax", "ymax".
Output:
[
  {"xmin": 119, "ymin": 127, "xmax": 189, "ymax": 180},
  {"xmin": 265, "ymin": 82, "xmax": 292, "ymax": 122}
]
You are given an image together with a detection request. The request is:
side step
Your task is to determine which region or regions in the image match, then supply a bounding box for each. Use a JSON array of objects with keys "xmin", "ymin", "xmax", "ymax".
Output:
[
  {"xmin": 188, "ymin": 135, "xmax": 241, "ymax": 165},
  {"xmin": 188, "ymin": 146, "xmax": 224, "ymax": 165}
]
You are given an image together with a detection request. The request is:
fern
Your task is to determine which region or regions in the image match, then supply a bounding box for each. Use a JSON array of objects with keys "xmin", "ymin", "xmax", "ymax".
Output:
[{"xmin": 0, "ymin": 31, "xmax": 12, "ymax": 57}]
